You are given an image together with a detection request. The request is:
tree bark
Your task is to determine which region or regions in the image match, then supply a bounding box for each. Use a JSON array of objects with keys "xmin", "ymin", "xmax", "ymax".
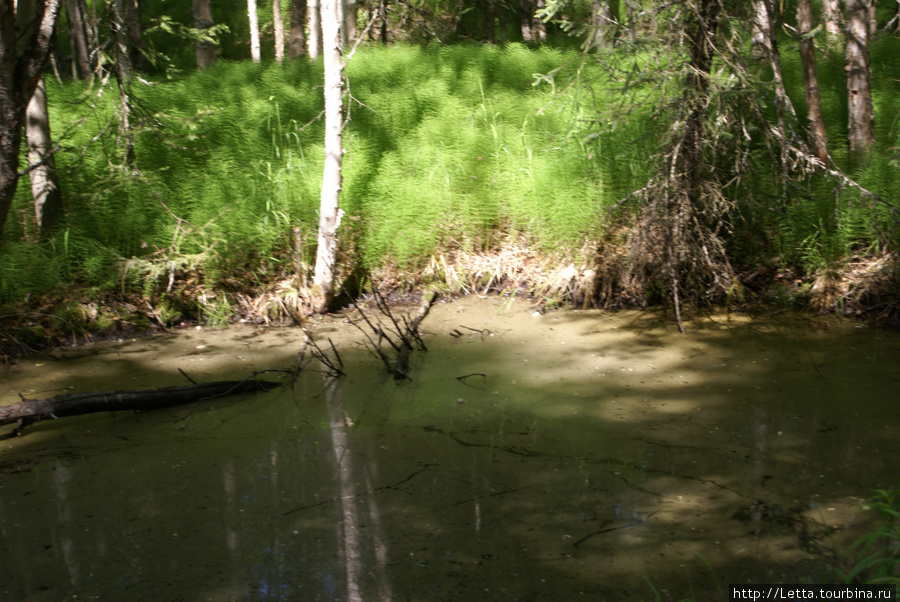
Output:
[
  {"xmin": 307, "ymin": 0, "xmax": 322, "ymax": 58},
  {"xmin": 0, "ymin": 0, "xmax": 62, "ymax": 237},
  {"xmin": 312, "ymin": 0, "xmax": 343, "ymax": 312},
  {"xmin": 25, "ymin": 76, "xmax": 62, "ymax": 236},
  {"xmin": 845, "ymin": 0, "xmax": 875, "ymax": 165},
  {"xmin": 590, "ymin": 1, "xmax": 615, "ymax": 48},
  {"xmin": 289, "ymin": 0, "xmax": 307, "ymax": 58},
  {"xmin": 343, "ymin": 0, "xmax": 357, "ymax": 45},
  {"xmin": 192, "ymin": 0, "xmax": 216, "ymax": 69},
  {"xmin": 750, "ymin": 0, "xmax": 771, "ymax": 56},
  {"xmin": 65, "ymin": 0, "xmax": 93, "ymax": 77},
  {"xmin": 274, "ymin": 0, "xmax": 285, "ymax": 62},
  {"xmin": 108, "ymin": 0, "xmax": 133, "ymax": 81},
  {"xmin": 123, "ymin": 0, "xmax": 145, "ymax": 71},
  {"xmin": 248, "ymin": 0, "xmax": 262, "ymax": 62},
  {"xmin": 0, "ymin": 380, "xmax": 281, "ymax": 435},
  {"xmin": 519, "ymin": 0, "xmax": 545, "ymax": 43},
  {"xmin": 823, "ymin": 0, "xmax": 842, "ymax": 42},
  {"xmin": 797, "ymin": 0, "xmax": 828, "ymax": 162}
]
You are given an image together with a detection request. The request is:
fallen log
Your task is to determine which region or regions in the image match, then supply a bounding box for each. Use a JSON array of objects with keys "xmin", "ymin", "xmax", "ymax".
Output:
[{"xmin": 0, "ymin": 379, "xmax": 281, "ymax": 435}]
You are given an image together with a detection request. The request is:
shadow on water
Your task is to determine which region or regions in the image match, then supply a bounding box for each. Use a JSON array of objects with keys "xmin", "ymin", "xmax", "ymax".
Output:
[{"xmin": 0, "ymin": 296, "xmax": 898, "ymax": 601}]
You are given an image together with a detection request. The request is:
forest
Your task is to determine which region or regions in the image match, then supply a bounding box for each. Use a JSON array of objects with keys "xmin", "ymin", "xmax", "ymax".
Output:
[{"xmin": 2, "ymin": 0, "xmax": 900, "ymax": 348}]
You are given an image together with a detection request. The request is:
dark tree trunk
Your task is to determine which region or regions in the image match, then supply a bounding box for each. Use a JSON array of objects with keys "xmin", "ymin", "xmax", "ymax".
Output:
[
  {"xmin": 124, "ymin": 0, "xmax": 145, "ymax": 71},
  {"xmin": 108, "ymin": 0, "xmax": 133, "ymax": 81},
  {"xmin": 289, "ymin": 0, "xmax": 307, "ymax": 58},
  {"xmin": 192, "ymin": 0, "xmax": 216, "ymax": 69},
  {"xmin": 65, "ymin": 0, "xmax": 93, "ymax": 77},
  {"xmin": 0, "ymin": 0, "xmax": 62, "ymax": 237},
  {"xmin": 682, "ymin": 0, "xmax": 719, "ymax": 204}
]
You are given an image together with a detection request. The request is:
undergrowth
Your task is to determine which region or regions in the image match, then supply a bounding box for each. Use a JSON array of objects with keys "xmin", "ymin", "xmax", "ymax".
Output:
[{"xmin": 1, "ymin": 41, "xmax": 899, "ymax": 333}]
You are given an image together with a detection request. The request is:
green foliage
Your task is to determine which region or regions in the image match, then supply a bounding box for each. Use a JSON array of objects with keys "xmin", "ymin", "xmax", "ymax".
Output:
[
  {"xmin": 835, "ymin": 486, "xmax": 900, "ymax": 585},
  {"xmin": 4, "ymin": 45, "xmax": 623, "ymax": 307},
  {"xmin": 4, "ymin": 35, "xmax": 900, "ymax": 312}
]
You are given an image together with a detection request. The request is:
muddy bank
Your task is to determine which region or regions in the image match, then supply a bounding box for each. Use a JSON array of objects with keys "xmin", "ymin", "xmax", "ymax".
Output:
[{"xmin": 0, "ymin": 295, "xmax": 898, "ymax": 600}]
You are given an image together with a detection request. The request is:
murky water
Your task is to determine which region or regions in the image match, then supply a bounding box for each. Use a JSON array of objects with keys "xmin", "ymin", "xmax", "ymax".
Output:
[{"xmin": 1, "ymin": 296, "xmax": 898, "ymax": 601}]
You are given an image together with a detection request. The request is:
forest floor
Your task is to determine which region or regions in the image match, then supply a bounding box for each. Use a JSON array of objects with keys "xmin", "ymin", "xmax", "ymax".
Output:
[{"xmin": 2, "ymin": 244, "xmax": 899, "ymax": 363}]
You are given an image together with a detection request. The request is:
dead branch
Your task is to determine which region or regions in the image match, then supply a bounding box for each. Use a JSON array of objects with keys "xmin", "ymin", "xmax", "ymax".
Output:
[
  {"xmin": 352, "ymin": 291, "xmax": 437, "ymax": 380},
  {"xmin": 1, "ymin": 379, "xmax": 281, "ymax": 436}
]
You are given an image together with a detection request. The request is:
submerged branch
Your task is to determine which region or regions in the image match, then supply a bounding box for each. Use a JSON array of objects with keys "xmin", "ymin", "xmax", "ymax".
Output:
[{"xmin": 1, "ymin": 379, "xmax": 281, "ymax": 436}]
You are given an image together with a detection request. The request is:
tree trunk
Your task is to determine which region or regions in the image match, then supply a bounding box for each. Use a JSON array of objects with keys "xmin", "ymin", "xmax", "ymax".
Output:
[
  {"xmin": 25, "ymin": 77, "xmax": 62, "ymax": 236},
  {"xmin": 308, "ymin": 0, "xmax": 322, "ymax": 58},
  {"xmin": 519, "ymin": 0, "xmax": 545, "ymax": 43},
  {"xmin": 274, "ymin": 0, "xmax": 285, "ymax": 62},
  {"xmin": 289, "ymin": 0, "xmax": 307, "ymax": 58},
  {"xmin": 248, "ymin": 0, "xmax": 262, "ymax": 62},
  {"xmin": 750, "ymin": 0, "xmax": 771, "ymax": 56},
  {"xmin": 0, "ymin": 0, "xmax": 62, "ymax": 237},
  {"xmin": 590, "ymin": 1, "xmax": 615, "ymax": 48},
  {"xmin": 796, "ymin": 0, "xmax": 829, "ymax": 163},
  {"xmin": 823, "ymin": 0, "xmax": 842, "ymax": 41},
  {"xmin": 65, "ymin": 0, "xmax": 93, "ymax": 77},
  {"xmin": 123, "ymin": 0, "xmax": 145, "ymax": 71},
  {"xmin": 683, "ymin": 0, "xmax": 718, "ymax": 204},
  {"xmin": 756, "ymin": 0, "xmax": 797, "ymax": 135},
  {"xmin": 868, "ymin": 1, "xmax": 877, "ymax": 37},
  {"xmin": 192, "ymin": 0, "xmax": 216, "ymax": 69},
  {"xmin": 312, "ymin": 0, "xmax": 343, "ymax": 312},
  {"xmin": 845, "ymin": 0, "xmax": 875, "ymax": 165},
  {"xmin": 108, "ymin": 0, "xmax": 133, "ymax": 81},
  {"xmin": 343, "ymin": 0, "xmax": 357, "ymax": 45}
]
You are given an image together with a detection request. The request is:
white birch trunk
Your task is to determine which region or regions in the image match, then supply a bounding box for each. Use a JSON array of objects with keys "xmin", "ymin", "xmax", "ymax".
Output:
[
  {"xmin": 274, "ymin": 0, "xmax": 285, "ymax": 62},
  {"xmin": 312, "ymin": 0, "xmax": 343, "ymax": 311},
  {"xmin": 823, "ymin": 0, "xmax": 842, "ymax": 39},
  {"xmin": 308, "ymin": 0, "xmax": 322, "ymax": 59},
  {"xmin": 26, "ymin": 76, "xmax": 62, "ymax": 235},
  {"xmin": 750, "ymin": 0, "xmax": 771, "ymax": 56},
  {"xmin": 845, "ymin": 0, "xmax": 875, "ymax": 164},
  {"xmin": 248, "ymin": 0, "xmax": 261, "ymax": 62}
]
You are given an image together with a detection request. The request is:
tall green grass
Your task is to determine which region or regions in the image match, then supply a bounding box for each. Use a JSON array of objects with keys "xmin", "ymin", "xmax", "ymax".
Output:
[
  {"xmin": 2, "ymin": 39, "xmax": 898, "ymax": 309},
  {"xmin": 2, "ymin": 44, "xmax": 629, "ymax": 305}
]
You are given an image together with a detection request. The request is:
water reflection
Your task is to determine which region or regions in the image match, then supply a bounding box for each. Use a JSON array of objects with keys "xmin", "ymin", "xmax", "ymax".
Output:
[{"xmin": 0, "ymin": 301, "xmax": 897, "ymax": 600}]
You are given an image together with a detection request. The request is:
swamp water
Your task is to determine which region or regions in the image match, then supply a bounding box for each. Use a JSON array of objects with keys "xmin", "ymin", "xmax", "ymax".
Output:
[{"xmin": 0, "ymin": 295, "xmax": 898, "ymax": 601}]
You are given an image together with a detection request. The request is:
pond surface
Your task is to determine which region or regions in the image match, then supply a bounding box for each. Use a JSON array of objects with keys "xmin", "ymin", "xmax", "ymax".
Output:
[{"xmin": 1, "ymin": 296, "xmax": 898, "ymax": 601}]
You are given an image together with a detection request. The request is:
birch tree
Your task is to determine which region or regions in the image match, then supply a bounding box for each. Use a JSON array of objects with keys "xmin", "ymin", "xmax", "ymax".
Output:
[
  {"xmin": 845, "ymin": 0, "xmax": 875, "ymax": 165},
  {"xmin": 823, "ymin": 0, "xmax": 842, "ymax": 45},
  {"xmin": 0, "ymin": 0, "xmax": 62, "ymax": 236},
  {"xmin": 308, "ymin": 0, "xmax": 322, "ymax": 58},
  {"xmin": 274, "ymin": 0, "xmax": 285, "ymax": 62},
  {"xmin": 312, "ymin": 0, "xmax": 343, "ymax": 311},
  {"xmin": 25, "ymin": 77, "xmax": 62, "ymax": 236},
  {"xmin": 248, "ymin": 0, "xmax": 261, "ymax": 62}
]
